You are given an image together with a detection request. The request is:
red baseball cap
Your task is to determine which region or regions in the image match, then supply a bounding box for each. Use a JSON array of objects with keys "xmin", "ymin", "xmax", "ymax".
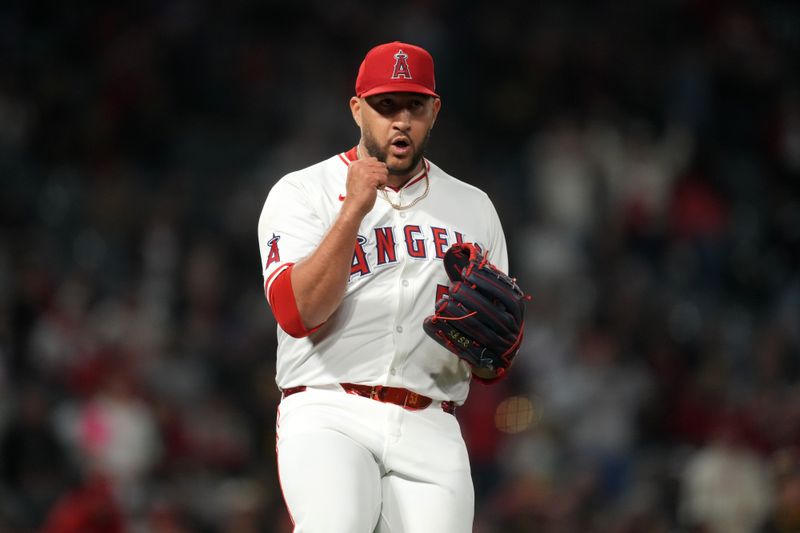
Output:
[{"xmin": 355, "ymin": 41, "xmax": 439, "ymax": 98}]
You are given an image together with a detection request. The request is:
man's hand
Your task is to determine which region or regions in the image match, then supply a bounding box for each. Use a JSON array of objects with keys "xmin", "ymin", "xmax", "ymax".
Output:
[
  {"xmin": 289, "ymin": 157, "xmax": 389, "ymax": 330},
  {"xmin": 342, "ymin": 157, "xmax": 388, "ymax": 217}
]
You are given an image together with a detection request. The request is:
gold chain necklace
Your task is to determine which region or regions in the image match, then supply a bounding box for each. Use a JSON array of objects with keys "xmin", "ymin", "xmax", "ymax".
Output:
[
  {"xmin": 355, "ymin": 146, "xmax": 430, "ymax": 211},
  {"xmin": 379, "ymin": 176, "xmax": 430, "ymax": 210}
]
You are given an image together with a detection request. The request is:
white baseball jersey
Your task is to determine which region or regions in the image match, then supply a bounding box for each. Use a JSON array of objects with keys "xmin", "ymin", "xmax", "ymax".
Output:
[{"xmin": 258, "ymin": 147, "xmax": 508, "ymax": 404}]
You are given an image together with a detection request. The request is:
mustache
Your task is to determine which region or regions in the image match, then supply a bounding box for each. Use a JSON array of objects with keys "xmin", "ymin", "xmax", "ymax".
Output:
[{"xmin": 362, "ymin": 129, "xmax": 432, "ymax": 166}]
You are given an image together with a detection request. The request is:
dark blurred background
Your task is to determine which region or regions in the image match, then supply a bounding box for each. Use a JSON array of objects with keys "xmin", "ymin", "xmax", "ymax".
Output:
[{"xmin": 1, "ymin": 1, "xmax": 799, "ymax": 532}]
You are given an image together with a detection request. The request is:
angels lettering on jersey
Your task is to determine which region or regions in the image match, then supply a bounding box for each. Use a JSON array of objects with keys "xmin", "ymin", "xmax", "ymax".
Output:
[
  {"xmin": 349, "ymin": 224, "xmax": 468, "ymax": 278},
  {"xmin": 265, "ymin": 225, "xmax": 481, "ymax": 280}
]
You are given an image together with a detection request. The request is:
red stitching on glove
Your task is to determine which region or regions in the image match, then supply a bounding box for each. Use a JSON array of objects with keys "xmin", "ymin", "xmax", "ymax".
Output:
[{"xmin": 430, "ymin": 310, "xmax": 477, "ymax": 324}]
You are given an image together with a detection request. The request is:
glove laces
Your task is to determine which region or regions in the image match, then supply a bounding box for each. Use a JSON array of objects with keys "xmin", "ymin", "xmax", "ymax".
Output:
[{"xmin": 430, "ymin": 310, "xmax": 477, "ymax": 324}]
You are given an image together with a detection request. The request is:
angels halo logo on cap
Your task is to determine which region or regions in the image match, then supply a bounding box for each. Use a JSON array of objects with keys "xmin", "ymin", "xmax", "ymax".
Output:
[
  {"xmin": 356, "ymin": 41, "xmax": 438, "ymax": 98},
  {"xmin": 390, "ymin": 49, "xmax": 412, "ymax": 80}
]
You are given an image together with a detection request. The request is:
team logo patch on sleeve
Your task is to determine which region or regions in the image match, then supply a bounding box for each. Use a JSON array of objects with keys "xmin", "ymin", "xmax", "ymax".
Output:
[
  {"xmin": 391, "ymin": 50, "xmax": 412, "ymax": 79},
  {"xmin": 266, "ymin": 234, "xmax": 281, "ymax": 268}
]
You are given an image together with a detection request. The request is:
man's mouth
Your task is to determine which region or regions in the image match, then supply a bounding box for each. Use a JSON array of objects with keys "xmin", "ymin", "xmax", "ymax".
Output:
[{"xmin": 389, "ymin": 137, "xmax": 411, "ymax": 156}]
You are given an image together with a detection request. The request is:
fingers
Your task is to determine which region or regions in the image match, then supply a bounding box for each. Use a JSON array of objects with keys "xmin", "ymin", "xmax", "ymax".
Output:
[
  {"xmin": 354, "ymin": 157, "xmax": 388, "ymax": 188},
  {"xmin": 349, "ymin": 158, "xmax": 389, "ymax": 189},
  {"xmin": 343, "ymin": 157, "xmax": 388, "ymax": 216}
]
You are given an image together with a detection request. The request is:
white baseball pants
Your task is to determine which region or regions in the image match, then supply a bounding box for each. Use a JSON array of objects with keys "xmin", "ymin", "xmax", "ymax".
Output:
[{"xmin": 276, "ymin": 386, "xmax": 474, "ymax": 533}]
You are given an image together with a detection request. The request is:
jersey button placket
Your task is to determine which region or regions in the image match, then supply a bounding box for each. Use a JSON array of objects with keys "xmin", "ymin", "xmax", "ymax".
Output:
[
  {"xmin": 389, "ymin": 273, "xmax": 411, "ymax": 385},
  {"xmin": 395, "ymin": 275, "xmax": 411, "ymax": 336}
]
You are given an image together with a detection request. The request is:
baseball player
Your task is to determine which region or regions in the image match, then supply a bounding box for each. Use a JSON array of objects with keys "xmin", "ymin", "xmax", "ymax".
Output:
[{"xmin": 258, "ymin": 41, "xmax": 527, "ymax": 533}]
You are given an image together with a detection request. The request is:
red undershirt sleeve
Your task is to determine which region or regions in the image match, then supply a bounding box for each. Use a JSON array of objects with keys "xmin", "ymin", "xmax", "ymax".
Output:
[{"xmin": 266, "ymin": 264, "xmax": 323, "ymax": 338}]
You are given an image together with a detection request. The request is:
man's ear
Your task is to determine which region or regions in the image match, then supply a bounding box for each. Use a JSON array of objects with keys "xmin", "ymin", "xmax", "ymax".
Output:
[
  {"xmin": 431, "ymin": 97, "xmax": 441, "ymax": 128},
  {"xmin": 349, "ymin": 97, "xmax": 362, "ymax": 128}
]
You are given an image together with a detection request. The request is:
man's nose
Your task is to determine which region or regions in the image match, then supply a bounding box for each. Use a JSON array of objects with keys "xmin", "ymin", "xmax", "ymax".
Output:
[{"xmin": 393, "ymin": 109, "xmax": 412, "ymax": 130}]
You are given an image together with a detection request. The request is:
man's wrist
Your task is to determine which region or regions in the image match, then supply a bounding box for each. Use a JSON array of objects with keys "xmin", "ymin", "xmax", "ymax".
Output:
[{"xmin": 338, "ymin": 202, "xmax": 369, "ymax": 224}]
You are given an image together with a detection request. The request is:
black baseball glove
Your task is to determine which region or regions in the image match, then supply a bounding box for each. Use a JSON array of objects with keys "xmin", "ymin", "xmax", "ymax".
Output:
[{"xmin": 423, "ymin": 243, "xmax": 529, "ymax": 382}]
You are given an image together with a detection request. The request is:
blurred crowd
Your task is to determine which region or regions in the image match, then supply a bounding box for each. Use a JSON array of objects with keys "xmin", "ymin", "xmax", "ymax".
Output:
[{"xmin": 1, "ymin": 0, "xmax": 799, "ymax": 532}]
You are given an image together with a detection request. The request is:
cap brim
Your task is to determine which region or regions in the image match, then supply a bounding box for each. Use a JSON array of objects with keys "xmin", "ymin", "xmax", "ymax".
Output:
[{"xmin": 359, "ymin": 83, "xmax": 439, "ymax": 98}]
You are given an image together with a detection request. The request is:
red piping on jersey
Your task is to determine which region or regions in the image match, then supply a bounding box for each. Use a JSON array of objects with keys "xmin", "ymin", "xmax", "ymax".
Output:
[
  {"xmin": 342, "ymin": 146, "xmax": 358, "ymax": 163},
  {"xmin": 337, "ymin": 152, "xmax": 352, "ymax": 166},
  {"xmin": 265, "ymin": 264, "xmax": 323, "ymax": 338},
  {"xmin": 387, "ymin": 165, "xmax": 428, "ymax": 191}
]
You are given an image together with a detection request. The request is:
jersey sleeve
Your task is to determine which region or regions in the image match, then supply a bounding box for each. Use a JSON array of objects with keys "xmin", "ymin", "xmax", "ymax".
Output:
[
  {"xmin": 483, "ymin": 197, "xmax": 509, "ymax": 273},
  {"xmin": 258, "ymin": 175, "xmax": 325, "ymax": 296}
]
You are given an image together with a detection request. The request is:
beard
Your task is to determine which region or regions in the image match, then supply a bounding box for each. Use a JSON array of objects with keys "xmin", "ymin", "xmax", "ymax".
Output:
[{"xmin": 362, "ymin": 127, "xmax": 431, "ymax": 177}]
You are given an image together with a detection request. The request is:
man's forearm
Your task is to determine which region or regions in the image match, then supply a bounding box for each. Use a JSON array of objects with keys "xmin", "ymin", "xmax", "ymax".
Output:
[{"xmin": 290, "ymin": 207, "xmax": 364, "ymax": 328}]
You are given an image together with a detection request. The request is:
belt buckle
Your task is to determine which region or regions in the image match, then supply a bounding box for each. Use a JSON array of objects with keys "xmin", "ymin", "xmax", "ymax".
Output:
[
  {"xmin": 405, "ymin": 391, "xmax": 419, "ymax": 408},
  {"xmin": 370, "ymin": 386, "xmax": 383, "ymax": 401}
]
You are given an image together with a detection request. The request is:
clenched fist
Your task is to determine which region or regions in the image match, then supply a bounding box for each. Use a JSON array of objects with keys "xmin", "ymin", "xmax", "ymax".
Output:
[{"xmin": 342, "ymin": 157, "xmax": 388, "ymax": 217}]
